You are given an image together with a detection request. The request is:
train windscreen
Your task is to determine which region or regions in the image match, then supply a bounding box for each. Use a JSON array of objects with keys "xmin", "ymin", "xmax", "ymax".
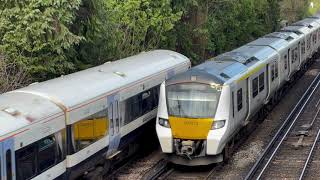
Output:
[{"xmin": 166, "ymin": 83, "xmax": 221, "ymax": 118}]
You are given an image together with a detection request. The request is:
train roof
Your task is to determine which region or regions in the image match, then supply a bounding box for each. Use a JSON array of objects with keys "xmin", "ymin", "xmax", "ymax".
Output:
[
  {"xmin": 292, "ymin": 18, "xmax": 320, "ymax": 28},
  {"xmin": 248, "ymin": 37, "xmax": 287, "ymax": 51},
  {"xmin": 248, "ymin": 32, "xmax": 300, "ymax": 50},
  {"xmin": 166, "ymin": 60, "xmax": 247, "ymax": 85},
  {"xmin": 0, "ymin": 50, "xmax": 190, "ymax": 137},
  {"xmin": 281, "ymin": 25, "xmax": 313, "ymax": 35}
]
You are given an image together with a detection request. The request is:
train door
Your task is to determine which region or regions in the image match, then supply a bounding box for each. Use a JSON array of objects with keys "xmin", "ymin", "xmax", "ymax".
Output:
[
  {"xmin": 107, "ymin": 93, "xmax": 121, "ymax": 156},
  {"xmin": 298, "ymin": 42, "xmax": 301, "ymax": 67},
  {"xmin": 2, "ymin": 139, "xmax": 15, "ymax": 180},
  {"xmin": 242, "ymin": 78, "xmax": 250, "ymax": 124},
  {"xmin": 287, "ymin": 48, "xmax": 291, "ymax": 77},
  {"xmin": 0, "ymin": 141, "xmax": 2, "ymax": 180},
  {"xmin": 283, "ymin": 50, "xmax": 289, "ymax": 80}
]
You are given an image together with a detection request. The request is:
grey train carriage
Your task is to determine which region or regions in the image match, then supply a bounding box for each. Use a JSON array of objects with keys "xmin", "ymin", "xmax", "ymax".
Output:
[
  {"xmin": 156, "ymin": 16, "xmax": 320, "ymax": 166},
  {"xmin": 0, "ymin": 50, "xmax": 190, "ymax": 180}
]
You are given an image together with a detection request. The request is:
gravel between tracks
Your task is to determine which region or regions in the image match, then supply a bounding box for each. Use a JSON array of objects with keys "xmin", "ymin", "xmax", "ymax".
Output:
[{"xmin": 113, "ymin": 149, "xmax": 164, "ymax": 179}]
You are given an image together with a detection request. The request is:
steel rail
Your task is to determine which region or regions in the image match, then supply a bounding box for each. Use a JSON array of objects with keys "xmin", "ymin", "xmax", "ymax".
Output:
[
  {"xmin": 141, "ymin": 159, "xmax": 171, "ymax": 180},
  {"xmin": 299, "ymin": 128, "xmax": 320, "ymax": 180},
  {"xmin": 245, "ymin": 72, "xmax": 320, "ymax": 180}
]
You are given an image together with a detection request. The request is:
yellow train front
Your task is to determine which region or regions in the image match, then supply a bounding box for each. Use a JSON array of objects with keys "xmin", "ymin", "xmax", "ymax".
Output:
[{"xmin": 156, "ymin": 62, "xmax": 234, "ymax": 166}]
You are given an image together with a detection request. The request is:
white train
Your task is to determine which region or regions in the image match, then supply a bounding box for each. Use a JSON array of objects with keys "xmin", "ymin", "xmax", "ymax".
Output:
[
  {"xmin": 156, "ymin": 16, "xmax": 320, "ymax": 166},
  {"xmin": 0, "ymin": 50, "xmax": 190, "ymax": 180}
]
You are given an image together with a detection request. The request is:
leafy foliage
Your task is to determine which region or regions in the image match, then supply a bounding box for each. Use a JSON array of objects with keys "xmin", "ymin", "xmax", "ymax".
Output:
[
  {"xmin": 73, "ymin": 0, "xmax": 181, "ymax": 68},
  {"xmin": 0, "ymin": 0, "xmax": 317, "ymax": 89},
  {"xmin": 0, "ymin": 0, "xmax": 82, "ymax": 81}
]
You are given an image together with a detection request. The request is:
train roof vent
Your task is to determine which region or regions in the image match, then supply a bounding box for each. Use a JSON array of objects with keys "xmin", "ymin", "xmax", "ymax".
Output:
[
  {"xmin": 170, "ymin": 54, "xmax": 179, "ymax": 59},
  {"xmin": 243, "ymin": 57, "xmax": 259, "ymax": 65},
  {"xmin": 265, "ymin": 32, "xmax": 287, "ymax": 39},
  {"xmin": 280, "ymin": 29, "xmax": 302, "ymax": 35},
  {"xmin": 113, "ymin": 71, "xmax": 126, "ymax": 77},
  {"xmin": 220, "ymin": 73, "xmax": 230, "ymax": 79},
  {"xmin": 285, "ymin": 36, "xmax": 294, "ymax": 41},
  {"xmin": 28, "ymin": 82, "xmax": 39, "ymax": 86},
  {"xmin": 308, "ymin": 25, "xmax": 314, "ymax": 29},
  {"xmin": 2, "ymin": 108, "xmax": 20, "ymax": 116},
  {"xmin": 293, "ymin": 31, "xmax": 302, "ymax": 35}
]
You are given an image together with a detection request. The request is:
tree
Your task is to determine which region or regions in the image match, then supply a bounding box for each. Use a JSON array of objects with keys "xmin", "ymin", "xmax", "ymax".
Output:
[
  {"xmin": 0, "ymin": 57, "xmax": 30, "ymax": 93},
  {"xmin": 0, "ymin": 0, "xmax": 82, "ymax": 81},
  {"xmin": 73, "ymin": 0, "xmax": 182, "ymax": 69}
]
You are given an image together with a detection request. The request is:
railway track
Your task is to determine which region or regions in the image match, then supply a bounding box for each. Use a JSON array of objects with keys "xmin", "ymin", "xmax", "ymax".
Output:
[
  {"xmin": 245, "ymin": 72, "xmax": 320, "ymax": 179},
  {"xmin": 141, "ymin": 160, "xmax": 222, "ymax": 180},
  {"xmin": 302, "ymin": 130, "xmax": 320, "ymax": 180}
]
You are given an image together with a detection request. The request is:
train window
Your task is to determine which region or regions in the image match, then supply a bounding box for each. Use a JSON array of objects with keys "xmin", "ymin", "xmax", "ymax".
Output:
[
  {"xmin": 271, "ymin": 64, "xmax": 275, "ymax": 81},
  {"xmin": 16, "ymin": 145, "xmax": 36, "ymax": 180},
  {"xmin": 73, "ymin": 109, "xmax": 109, "ymax": 152},
  {"xmin": 275, "ymin": 63, "xmax": 278, "ymax": 78},
  {"xmin": 6, "ymin": 150, "xmax": 12, "ymax": 180},
  {"xmin": 294, "ymin": 48, "xmax": 298, "ymax": 62},
  {"xmin": 109, "ymin": 104, "xmax": 114, "ymax": 136},
  {"xmin": 252, "ymin": 77, "xmax": 258, "ymax": 98},
  {"xmin": 142, "ymin": 87, "xmax": 159, "ymax": 114},
  {"xmin": 124, "ymin": 85, "xmax": 160, "ymax": 125},
  {"xmin": 124, "ymin": 95, "xmax": 141, "ymax": 125},
  {"xmin": 259, "ymin": 73, "xmax": 265, "ymax": 92},
  {"xmin": 114, "ymin": 102, "xmax": 119, "ymax": 133},
  {"xmin": 237, "ymin": 88, "xmax": 242, "ymax": 111},
  {"xmin": 38, "ymin": 136, "xmax": 58, "ymax": 172},
  {"xmin": 284, "ymin": 55, "xmax": 288, "ymax": 70},
  {"xmin": 307, "ymin": 36, "xmax": 311, "ymax": 50},
  {"xmin": 232, "ymin": 92, "xmax": 235, "ymax": 117},
  {"xmin": 302, "ymin": 41, "xmax": 305, "ymax": 54},
  {"xmin": 291, "ymin": 49, "xmax": 295, "ymax": 63},
  {"xmin": 16, "ymin": 132, "xmax": 65, "ymax": 180}
]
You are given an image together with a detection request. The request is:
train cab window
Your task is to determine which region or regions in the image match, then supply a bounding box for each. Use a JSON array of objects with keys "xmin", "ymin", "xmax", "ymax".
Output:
[
  {"xmin": 237, "ymin": 89, "xmax": 242, "ymax": 111},
  {"xmin": 252, "ymin": 77, "xmax": 259, "ymax": 98},
  {"xmin": 6, "ymin": 150, "xmax": 12, "ymax": 180},
  {"xmin": 284, "ymin": 55, "xmax": 288, "ymax": 70},
  {"xmin": 16, "ymin": 132, "xmax": 65, "ymax": 180},
  {"xmin": 16, "ymin": 145, "xmax": 36, "ymax": 180},
  {"xmin": 259, "ymin": 73, "xmax": 265, "ymax": 92},
  {"xmin": 73, "ymin": 109, "xmax": 109, "ymax": 152}
]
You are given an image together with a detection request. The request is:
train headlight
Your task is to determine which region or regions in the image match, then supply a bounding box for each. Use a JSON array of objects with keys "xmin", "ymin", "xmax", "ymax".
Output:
[
  {"xmin": 159, "ymin": 118, "xmax": 170, "ymax": 128},
  {"xmin": 211, "ymin": 120, "xmax": 226, "ymax": 130}
]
